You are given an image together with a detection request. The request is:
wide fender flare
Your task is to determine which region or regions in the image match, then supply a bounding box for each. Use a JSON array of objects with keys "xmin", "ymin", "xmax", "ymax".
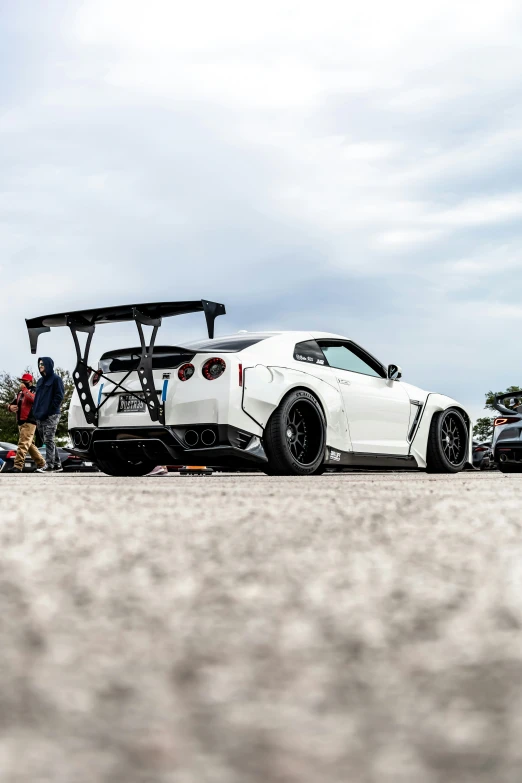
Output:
[
  {"xmin": 410, "ymin": 393, "xmax": 473, "ymax": 468},
  {"xmin": 242, "ymin": 365, "xmax": 349, "ymax": 451}
]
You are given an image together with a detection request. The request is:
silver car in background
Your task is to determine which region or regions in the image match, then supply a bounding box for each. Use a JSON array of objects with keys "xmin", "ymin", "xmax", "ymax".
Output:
[{"xmin": 491, "ymin": 392, "xmax": 522, "ymax": 473}]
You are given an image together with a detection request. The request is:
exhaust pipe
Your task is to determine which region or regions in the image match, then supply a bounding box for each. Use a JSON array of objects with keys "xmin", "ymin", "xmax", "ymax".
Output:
[
  {"xmin": 81, "ymin": 430, "xmax": 91, "ymax": 447},
  {"xmin": 73, "ymin": 431, "xmax": 82, "ymax": 447},
  {"xmin": 184, "ymin": 430, "xmax": 199, "ymax": 447},
  {"xmin": 201, "ymin": 429, "xmax": 217, "ymax": 446},
  {"xmin": 500, "ymin": 453, "xmax": 508, "ymax": 463}
]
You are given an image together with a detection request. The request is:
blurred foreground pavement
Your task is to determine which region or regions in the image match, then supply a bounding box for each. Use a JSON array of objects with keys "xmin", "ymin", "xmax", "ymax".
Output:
[{"xmin": 1, "ymin": 471, "xmax": 521, "ymax": 783}]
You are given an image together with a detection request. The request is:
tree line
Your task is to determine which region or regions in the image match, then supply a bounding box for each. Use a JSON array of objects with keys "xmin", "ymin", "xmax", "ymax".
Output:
[{"xmin": 0, "ymin": 368, "xmax": 74, "ymax": 446}]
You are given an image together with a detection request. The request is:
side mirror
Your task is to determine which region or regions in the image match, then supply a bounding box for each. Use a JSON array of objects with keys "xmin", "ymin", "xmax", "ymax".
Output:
[{"xmin": 388, "ymin": 364, "xmax": 402, "ymax": 381}]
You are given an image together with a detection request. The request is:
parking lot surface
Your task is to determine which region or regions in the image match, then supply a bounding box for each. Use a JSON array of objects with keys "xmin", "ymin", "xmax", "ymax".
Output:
[{"xmin": 1, "ymin": 470, "xmax": 522, "ymax": 783}]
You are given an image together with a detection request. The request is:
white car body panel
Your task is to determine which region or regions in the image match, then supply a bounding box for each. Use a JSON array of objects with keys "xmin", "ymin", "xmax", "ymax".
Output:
[
  {"xmin": 332, "ymin": 371, "xmax": 411, "ymax": 455},
  {"xmin": 71, "ymin": 355, "xmax": 263, "ymax": 436}
]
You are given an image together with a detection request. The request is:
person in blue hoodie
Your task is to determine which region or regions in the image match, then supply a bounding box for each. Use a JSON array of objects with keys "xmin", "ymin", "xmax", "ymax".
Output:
[{"xmin": 33, "ymin": 357, "xmax": 65, "ymax": 473}]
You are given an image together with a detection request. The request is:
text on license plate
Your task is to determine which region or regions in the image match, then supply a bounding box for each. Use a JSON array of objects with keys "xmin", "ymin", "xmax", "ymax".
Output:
[{"xmin": 118, "ymin": 394, "xmax": 147, "ymax": 413}]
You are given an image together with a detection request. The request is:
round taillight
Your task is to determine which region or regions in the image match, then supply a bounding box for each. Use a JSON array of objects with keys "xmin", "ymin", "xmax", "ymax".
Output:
[
  {"xmin": 91, "ymin": 370, "xmax": 102, "ymax": 387},
  {"xmin": 202, "ymin": 358, "xmax": 226, "ymax": 380},
  {"xmin": 178, "ymin": 363, "xmax": 195, "ymax": 382}
]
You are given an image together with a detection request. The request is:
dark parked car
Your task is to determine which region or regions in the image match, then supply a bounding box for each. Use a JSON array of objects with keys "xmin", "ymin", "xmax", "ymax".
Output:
[
  {"xmin": 29, "ymin": 445, "xmax": 99, "ymax": 472},
  {"xmin": 472, "ymin": 440, "xmax": 493, "ymax": 470},
  {"xmin": 0, "ymin": 441, "xmax": 19, "ymax": 471},
  {"xmin": 0, "ymin": 441, "xmax": 99, "ymax": 472},
  {"xmin": 491, "ymin": 393, "xmax": 522, "ymax": 473}
]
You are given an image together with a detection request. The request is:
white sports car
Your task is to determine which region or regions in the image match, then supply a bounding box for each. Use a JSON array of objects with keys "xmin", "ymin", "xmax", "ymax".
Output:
[{"xmin": 26, "ymin": 299, "xmax": 472, "ymax": 476}]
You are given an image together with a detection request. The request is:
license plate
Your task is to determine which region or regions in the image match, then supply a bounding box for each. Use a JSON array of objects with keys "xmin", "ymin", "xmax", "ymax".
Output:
[
  {"xmin": 85, "ymin": 462, "xmax": 93, "ymax": 466},
  {"xmin": 118, "ymin": 393, "xmax": 146, "ymax": 413}
]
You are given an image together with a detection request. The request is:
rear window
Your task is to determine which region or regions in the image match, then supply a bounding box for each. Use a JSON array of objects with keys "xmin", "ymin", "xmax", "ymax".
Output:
[
  {"xmin": 99, "ymin": 346, "xmax": 195, "ymax": 372},
  {"xmin": 181, "ymin": 334, "xmax": 277, "ymax": 353},
  {"xmin": 98, "ymin": 334, "xmax": 274, "ymax": 371}
]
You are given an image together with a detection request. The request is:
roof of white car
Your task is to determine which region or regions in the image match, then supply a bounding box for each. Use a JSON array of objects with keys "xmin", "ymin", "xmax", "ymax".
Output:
[
  {"xmin": 99, "ymin": 331, "xmax": 350, "ymax": 359},
  {"xmin": 308, "ymin": 330, "xmax": 349, "ymax": 340},
  {"xmin": 231, "ymin": 330, "xmax": 348, "ymax": 340}
]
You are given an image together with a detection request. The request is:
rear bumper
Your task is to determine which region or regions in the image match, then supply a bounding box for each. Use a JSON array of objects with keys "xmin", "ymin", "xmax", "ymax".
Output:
[
  {"xmin": 69, "ymin": 424, "xmax": 268, "ymax": 468},
  {"xmin": 494, "ymin": 441, "xmax": 522, "ymax": 465}
]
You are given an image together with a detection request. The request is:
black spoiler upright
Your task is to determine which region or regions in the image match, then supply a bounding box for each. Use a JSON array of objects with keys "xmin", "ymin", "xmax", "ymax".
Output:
[{"xmin": 25, "ymin": 299, "xmax": 225, "ymax": 426}]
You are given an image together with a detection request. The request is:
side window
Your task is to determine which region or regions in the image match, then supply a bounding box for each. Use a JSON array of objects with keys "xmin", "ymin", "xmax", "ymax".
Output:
[
  {"xmin": 318, "ymin": 342, "xmax": 384, "ymax": 378},
  {"xmin": 293, "ymin": 340, "xmax": 328, "ymax": 366}
]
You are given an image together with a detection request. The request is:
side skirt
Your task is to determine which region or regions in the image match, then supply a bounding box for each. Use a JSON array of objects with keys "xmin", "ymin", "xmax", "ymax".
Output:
[{"xmin": 325, "ymin": 446, "xmax": 419, "ymax": 470}]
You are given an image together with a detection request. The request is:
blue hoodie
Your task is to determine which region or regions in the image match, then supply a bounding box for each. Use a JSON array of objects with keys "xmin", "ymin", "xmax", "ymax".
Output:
[{"xmin": 33, "ymin": 357, "xmax": 65, "ymax": 421}]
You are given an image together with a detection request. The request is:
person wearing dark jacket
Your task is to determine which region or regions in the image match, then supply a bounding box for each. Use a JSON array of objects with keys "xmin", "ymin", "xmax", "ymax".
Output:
[
  {"xmin": 6, "ymin": 372, "xmax": 46, "ymax": 473},
  {"xmin": 33, "ymin": 357, "xmax": 65, "ymax": 473}
]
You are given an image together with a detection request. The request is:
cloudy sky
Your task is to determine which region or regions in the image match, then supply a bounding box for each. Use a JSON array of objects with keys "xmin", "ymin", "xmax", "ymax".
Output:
[{"xmin": 2, "ymin": 0, "xmax": 522, "ymax": 419}]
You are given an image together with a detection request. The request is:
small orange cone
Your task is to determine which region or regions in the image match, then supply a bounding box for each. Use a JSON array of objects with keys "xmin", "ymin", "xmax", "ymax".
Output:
[{"xmin": 179, "ymin": 465, "xmax": 213, "ymax": 476}]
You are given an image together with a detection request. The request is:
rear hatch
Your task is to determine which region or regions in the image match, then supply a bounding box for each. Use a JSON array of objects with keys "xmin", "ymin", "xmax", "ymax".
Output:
[
  {"xmin": 94, "ymin": 346, "xmax": 195, "ymax": 428},
  {"xmin": 92, "ymin": 333, "xmax": 276, "ymax": 429}
]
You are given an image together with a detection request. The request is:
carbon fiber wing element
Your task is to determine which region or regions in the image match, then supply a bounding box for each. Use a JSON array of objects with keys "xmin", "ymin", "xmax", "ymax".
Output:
[{"xmin": 493, "ymin": 391, "xmax": 522, "ymax": 416}]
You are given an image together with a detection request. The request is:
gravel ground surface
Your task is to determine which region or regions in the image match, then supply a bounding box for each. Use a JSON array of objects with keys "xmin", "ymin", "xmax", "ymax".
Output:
[{"xmin": 1, "ymin": 470, "xmax": 522, "ymax": 783}]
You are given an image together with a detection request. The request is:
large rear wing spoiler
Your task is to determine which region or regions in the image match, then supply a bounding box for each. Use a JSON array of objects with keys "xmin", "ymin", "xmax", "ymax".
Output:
[
  {"xmin": 493, "ymin": 391, "xmax": 522, "ymax": 416},
  {"xmin": 25, "ymin": 299, "xmax": 225, "ymax": 426}
]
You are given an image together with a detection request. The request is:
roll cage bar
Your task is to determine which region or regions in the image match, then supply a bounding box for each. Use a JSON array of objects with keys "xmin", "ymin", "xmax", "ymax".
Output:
[
  {"xmin": 493, "ymin": 391, "xmax": 522, "ymax": 417},
  {"xmin": 26, "ymin": 299, "xmax": 226, "ymax": 426}
]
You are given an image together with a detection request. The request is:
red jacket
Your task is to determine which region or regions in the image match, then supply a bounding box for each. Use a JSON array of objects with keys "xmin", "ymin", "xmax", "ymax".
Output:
[{"xmin": 10, "ymin": 387, "xmax": 36, "ymax": 425}]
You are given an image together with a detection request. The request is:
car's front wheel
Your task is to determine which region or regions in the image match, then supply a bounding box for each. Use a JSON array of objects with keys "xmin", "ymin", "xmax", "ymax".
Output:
[
  {"xmin": 263, "ymin": 389, "xmax": 326, "ymax": 476},
  {"xmin": 426, "ymin": 408, "xmax": 469, "ymax": 474},
  {"xmin": 95, "ymin": 458, "xmax": 156, "ymax": 477}
]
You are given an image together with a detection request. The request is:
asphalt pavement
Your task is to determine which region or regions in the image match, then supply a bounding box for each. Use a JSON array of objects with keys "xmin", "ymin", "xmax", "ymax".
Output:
[{"xmin": 1, "ymin": 470, "xmax": 522, "ymax": 783}]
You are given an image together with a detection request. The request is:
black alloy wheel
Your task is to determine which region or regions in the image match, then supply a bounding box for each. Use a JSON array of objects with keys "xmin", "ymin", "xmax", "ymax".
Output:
[
  {"xmin": 441, "ymin": 413, "xmax": 465, "ymax": 466},
  {"xmin": 285, "ymin": 406, "xmax": 310, "ymax": 462},
  {"xmin": 264, "ymin": 389, "xmax": 326, "ymax": 476},
  {"xmin": 426, "ymin": 408, "xmax": 468, "ymax": 474}
]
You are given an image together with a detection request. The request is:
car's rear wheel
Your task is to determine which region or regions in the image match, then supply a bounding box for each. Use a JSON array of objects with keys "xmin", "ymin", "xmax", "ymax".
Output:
[
  {"xmin": 95, "ymin": 458, "xmax": 156, "ymax": 477},
  {"xmin": 498, "ymin": 462, "xmax": 522, "ymax": 473},
  {"xmin": 263, "ymin": 390, "xmax": 326, "ymax": 476},
  {"xmin": 426, "ymin": 408, "xmax": 468, "ymax": 474}
]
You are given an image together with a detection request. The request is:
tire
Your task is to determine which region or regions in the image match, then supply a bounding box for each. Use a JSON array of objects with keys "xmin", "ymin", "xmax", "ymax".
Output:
[
  {"xmin": 426, "ymin": 408, "xmax": 469, "ymax": 474},
  {"xmin": 263, "ymin": 389, "xmax": 326, "ymax": 476},
  {"xmin": 498, "ymin": 462, "xmax": 522, "ymax": 474},
  {"xmin": 95, "ymin": 458, "xmax": 156, "ymax": 477}
]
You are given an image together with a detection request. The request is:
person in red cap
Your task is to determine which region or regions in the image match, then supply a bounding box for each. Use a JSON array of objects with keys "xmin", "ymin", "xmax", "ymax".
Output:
[{"xmin": 5, "ymin": 373, "xmax": 45, "ymax": 473}]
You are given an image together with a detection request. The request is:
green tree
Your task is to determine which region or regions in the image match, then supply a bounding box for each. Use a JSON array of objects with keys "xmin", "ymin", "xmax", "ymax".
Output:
[
  {"xmin": 0, "ymin": 367, "xmax": 74, "ymax": 446},
  {"xmin": 0, "ymin": 371, "xmax": 23, "ymax": 444},
  {"xmin": 473, "ymin": 416, "xmax": 493, "ymax": 442}
]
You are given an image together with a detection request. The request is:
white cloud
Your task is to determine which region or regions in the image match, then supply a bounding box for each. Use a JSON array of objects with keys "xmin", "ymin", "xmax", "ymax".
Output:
[{"xmin": 480, "ymin": 303, "xmax": 522, "ymax": 319}]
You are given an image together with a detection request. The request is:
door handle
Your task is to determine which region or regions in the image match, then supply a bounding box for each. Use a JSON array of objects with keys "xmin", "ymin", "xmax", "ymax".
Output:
[{"xmin": 338, "ymin": 378, "xmax": 351, "ymax": 385}]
